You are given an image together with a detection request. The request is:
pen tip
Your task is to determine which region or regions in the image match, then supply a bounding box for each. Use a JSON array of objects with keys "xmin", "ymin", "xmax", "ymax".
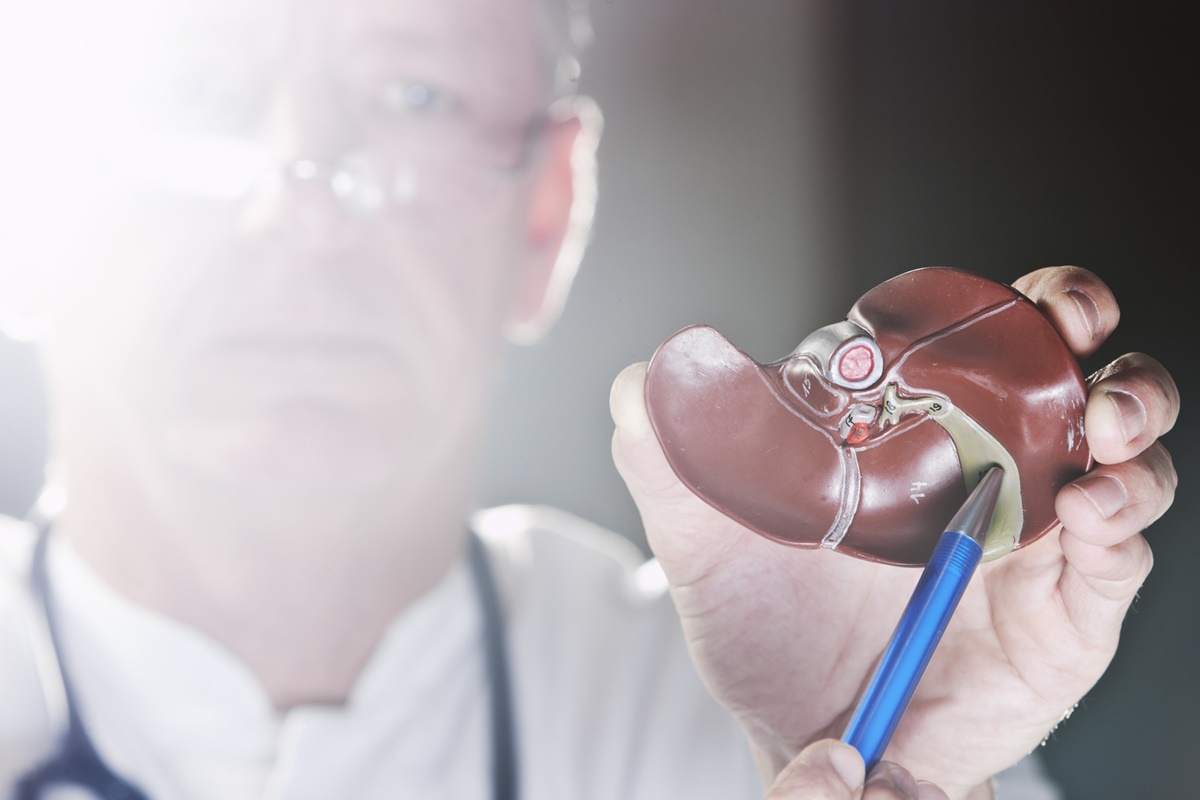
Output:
[{"xmin": 947, "ymin": 466, "xmax": 1005, "ymax": 545}]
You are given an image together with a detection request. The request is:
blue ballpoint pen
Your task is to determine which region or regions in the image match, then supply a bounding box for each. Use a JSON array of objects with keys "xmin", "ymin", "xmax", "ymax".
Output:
[{"xmin": 841, "ymin": 465, "xmax": 1006, "ymax": 772}]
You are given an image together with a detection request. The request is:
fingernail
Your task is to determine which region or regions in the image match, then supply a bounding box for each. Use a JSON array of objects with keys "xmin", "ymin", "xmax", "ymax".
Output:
[
  {"xmin": 1105, "ymin": 389, "xmax": 1146, "ymax": 445},
  {"xmin": 916, "ymin": 782, "xmax": 951, "ymax": 800},
  {"xmin": 827, "ymin": 742, "xmax": 864, "ymax": 791},
  {"xmin": 867, "ymin": 762, "xmax": 920, "ymax": 799},
  {"xmin": 1065, "ymin": 288, "xmax": 1102, "ymax": 340},
  {"xmin": 1073, "ymin": 473, "xmax": 1128, "ymax": 520}
]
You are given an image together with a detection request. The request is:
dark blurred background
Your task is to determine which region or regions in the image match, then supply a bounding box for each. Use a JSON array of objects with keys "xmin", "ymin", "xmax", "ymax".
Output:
[
  {"xmin": 1, "ymin": 2, "xmax": 1196, "ymax": 798},
  {"xmin": 832, "ymin": 4, "xmax": 1197, "ymax": 799}
]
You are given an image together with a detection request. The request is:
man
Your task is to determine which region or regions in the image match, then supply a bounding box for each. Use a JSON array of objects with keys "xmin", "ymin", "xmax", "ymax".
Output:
[{"xmin": 0, "ymin": 0, "xmax": 1179, "ymax": 798}]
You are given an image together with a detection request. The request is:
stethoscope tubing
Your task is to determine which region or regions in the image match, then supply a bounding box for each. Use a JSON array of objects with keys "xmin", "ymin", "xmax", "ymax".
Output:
[{"xmin": 18, "ymin": 524, "xmax": 519, "ymax": 800}]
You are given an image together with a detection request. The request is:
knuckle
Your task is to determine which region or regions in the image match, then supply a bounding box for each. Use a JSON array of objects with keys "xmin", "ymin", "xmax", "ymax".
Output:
[
  {"xmin": 1137, "ymin": 443, "xmax": 1178, "ymax": 508},
  {"xmin": 1147, "ymin": 442, "xmax": 1178, "ymax": 490},
  {"xmin": 1014, "ymin": 267, "xmax": 1118, "ymax": 357},
  {"xmin": 1111, "ymin": 445, "xmax": 1177, "ymax": 531},
  {"xmin": 1142, "ymin": 443, "xmax": 1180, "ymax": 520},
  {"xmin": 1054, "ymin": 265, "xmax": 1110, "ymax": 299},
  {"xmin": 1016, "ymin": 264, "xmax": 1101, "ymax": 293},
  {"xmin": 1112, "ymin": 536, "xmax": 1152, "ymax": 584},
  {"xmin": 1091, "ymin": 353, "xmax": 1177, "ymax": 401}
]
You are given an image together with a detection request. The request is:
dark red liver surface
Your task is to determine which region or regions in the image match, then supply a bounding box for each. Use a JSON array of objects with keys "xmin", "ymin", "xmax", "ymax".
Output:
[{"xmin": 644, "ymin": 267, "xmax": 1090, "ymax": 566}]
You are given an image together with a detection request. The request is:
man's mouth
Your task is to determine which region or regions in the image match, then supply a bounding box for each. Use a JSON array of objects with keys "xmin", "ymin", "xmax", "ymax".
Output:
[{"xmin": 180, "ymin": 333, "xmax": 410, "ymax": 401}]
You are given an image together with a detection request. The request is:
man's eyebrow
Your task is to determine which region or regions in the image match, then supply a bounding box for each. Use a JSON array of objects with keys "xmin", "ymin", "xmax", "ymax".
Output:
[{"xmin": 353, "ymin": 29, "xmax": 441, "ymax": 53}]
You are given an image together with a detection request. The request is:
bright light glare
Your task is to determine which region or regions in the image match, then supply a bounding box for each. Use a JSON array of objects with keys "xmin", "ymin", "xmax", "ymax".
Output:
[
  {"xmin": 0, "ymin": 0, "xmax": 187, "ymax": 193},
  {"xmin": 0, "ymin": 1, "xmax": 276, "ymax": 206},
  {"xmin": 0, "ymin": 0, "xmax": 213, "ymax": 338},
  {"xmin": 131, "ymin": 134, "xmax": 273, "ymax": 200}
]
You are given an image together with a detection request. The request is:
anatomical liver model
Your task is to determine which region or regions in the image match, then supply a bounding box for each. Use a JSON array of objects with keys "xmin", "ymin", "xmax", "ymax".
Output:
[{"xmin": 644, "ymin": 268, "xmax": 1091, "ymax": 566}]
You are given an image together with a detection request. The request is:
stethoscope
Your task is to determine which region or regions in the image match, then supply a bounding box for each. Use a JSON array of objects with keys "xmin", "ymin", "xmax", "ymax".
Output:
[{"xmin": 16, "ymin": 524, "xmax": 519, "ymax": 800}]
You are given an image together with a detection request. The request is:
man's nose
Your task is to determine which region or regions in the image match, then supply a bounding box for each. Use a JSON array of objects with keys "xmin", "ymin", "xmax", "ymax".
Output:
[
  {"xmin": 262, "ymin": 70, "xmax": 358, "ymax": 162},
  {"xmin": 237, "ymin": 76, "xmax": 362, "ymax": 243}
]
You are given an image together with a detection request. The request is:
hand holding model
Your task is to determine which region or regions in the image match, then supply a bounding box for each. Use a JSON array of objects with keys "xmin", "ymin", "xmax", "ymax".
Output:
[{"xmin": 610, "ymin": 265, "xmax": 1178, "ymax": 799}]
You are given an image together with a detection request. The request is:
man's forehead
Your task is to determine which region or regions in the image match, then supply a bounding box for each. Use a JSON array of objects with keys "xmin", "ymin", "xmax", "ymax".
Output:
[
  {"xmin": 342, "ymin": 0, "xmax": 548, "ymax": 112},
  {"xmin": 347, "ymin": 0, "xmax": 540, "ymax": 44},
  {"xmin": 161, "ymin": 0, "xmax": 545, "ymax": 60},
  {"xmin": 153, "ymin": 0, "xmax": 549, "ymax": 112}
]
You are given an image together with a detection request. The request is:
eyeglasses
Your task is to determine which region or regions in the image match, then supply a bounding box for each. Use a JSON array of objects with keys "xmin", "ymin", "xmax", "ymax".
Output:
[
  {"xmin": 42, "ymin": 59, "xmax": 547, "ymax": 222},
  {"xmin": 4, "ymin": 9, "xmax": 564, "ymax": 223},
  {"xmin": 119, "ymin": 112, "xmax": 548, "ymax": 220}
]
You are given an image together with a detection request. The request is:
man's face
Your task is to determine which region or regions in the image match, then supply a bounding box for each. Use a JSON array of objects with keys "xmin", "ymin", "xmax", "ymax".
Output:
[{"xmin": 21, "ymin": 0, "xmax": 568, "ymax": 500}]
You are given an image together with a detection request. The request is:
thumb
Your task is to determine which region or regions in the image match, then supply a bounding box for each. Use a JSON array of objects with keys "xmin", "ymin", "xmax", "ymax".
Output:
[
  {"xmin": 609, "ymin": 362, "xmax": 747, "ymax": 569},
  {"xmin": 765, "ymin": 739, "xmax": 864, "ymax": 799},
  {"xmin": 609, "ymin": 361, "xmax": 686, "ymax": 502}
]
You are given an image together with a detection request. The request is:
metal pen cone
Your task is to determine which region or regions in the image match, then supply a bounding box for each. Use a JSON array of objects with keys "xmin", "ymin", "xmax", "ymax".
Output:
[{"xmin": 947, "ymin": 466, "xmax": 1005, "ymax": 547}]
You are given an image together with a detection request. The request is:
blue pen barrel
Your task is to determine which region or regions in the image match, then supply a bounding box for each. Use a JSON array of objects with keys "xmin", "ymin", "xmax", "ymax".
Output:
[{"xmin": 841, "ymin": 530, "xmax": 984, "ymax": 771}]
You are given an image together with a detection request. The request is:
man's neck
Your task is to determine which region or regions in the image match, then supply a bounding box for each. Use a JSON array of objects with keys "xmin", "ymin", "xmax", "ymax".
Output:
[{"xmin": 57, "ymin": 463, "xmax": 471, "ymax": 710}]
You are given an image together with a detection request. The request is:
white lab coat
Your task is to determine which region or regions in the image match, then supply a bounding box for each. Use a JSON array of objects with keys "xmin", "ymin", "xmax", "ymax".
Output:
[{"xmin": 0, "ymin": 506, "xmax": 1057, "ymax": 799}]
